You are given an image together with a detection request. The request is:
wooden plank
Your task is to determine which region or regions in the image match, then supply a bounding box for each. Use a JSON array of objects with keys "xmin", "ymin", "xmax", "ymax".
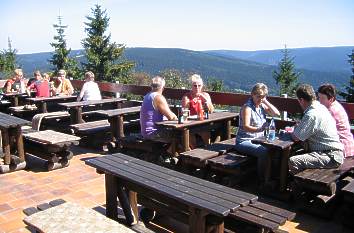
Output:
[
  {"xmin": 180, "ymin": 148, "xmax": 220, "ymax": 164},
  {"xmin": 96, "ymin": 106, "xmax": 141, "ymax": 117},
  {"xmin": 90, "ymin": 158, "xmax": 231, "ymax": 217},
  {"xmin": 98, "ymin": 156, "xmax": 242, "ymax": 212},
  {"xmin": 228, "ymin": 210, "xmax": 280, "ymax": 231},
  {"xmin": 24, "ymin": 130, "xmax": 80, "ymax": 144},
  {"xmin": 106, "ymin": 153, "xmax": 257, "ymax": 203},
  {"xmin": 208, "ymin": 152, "xmax": 253, "ymax": 169},
  {"xmin": 237, "ymin": 205, "xmax": 286, "ymax": 225},
  {"xmin": 58, "ymin": 98, "xmax": 126, "ymax": 108},
  {"xmin": 250, "ymin": 202, "xmax": 296, "ymax": 220}
]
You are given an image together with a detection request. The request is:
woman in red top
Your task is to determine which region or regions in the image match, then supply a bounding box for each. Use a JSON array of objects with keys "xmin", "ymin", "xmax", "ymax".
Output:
[
  {"xmin": 182, "ymin": 74, "xmax": 214, "ymax": 115},
  {"xmin": 181, "ymin": 74, "xmax": 215, "ymax": 148}
]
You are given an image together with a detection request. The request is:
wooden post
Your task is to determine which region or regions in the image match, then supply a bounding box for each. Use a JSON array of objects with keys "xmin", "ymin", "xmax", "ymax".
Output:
[
  {"xmin": 182, "ymin": 128, "xmax": 190, "ymax": 152},
  {"xmin": 117, "ymin": 115, "xmax": 124, "ymax": 138},
  {"xmin": 40, "ymin": 102, "xmax": 48, "ymax": 113},
  {"xmin": 14, "ymin": 126, "xmax": 25, "ymax": 162},
  {"xmin": 105, "ymin": 174, "xmax": 118, "ymax": 221},
  {"xmin": 281, "ymin": 94, "xmax": 288, "ymax": 120},
  {"xmin": 280, "ymin": 147, "xmax": 291, "ymax": 192},
  {"xmin": 1, "ymin": 129, "xmax": 11, "ymax": 165},
  {"xmin": 189, "ymin": 207, "xmax": 207, "ymax": 233},
  {"xmin": 108, "ymin": 117, "xmax": 118, "ymax": 142}
]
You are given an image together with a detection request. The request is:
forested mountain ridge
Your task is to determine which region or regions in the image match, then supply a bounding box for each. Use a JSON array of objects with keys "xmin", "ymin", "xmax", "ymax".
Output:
[{"xmin": 12, "ymin": 47, "xmax": 352, "ymax": 94}]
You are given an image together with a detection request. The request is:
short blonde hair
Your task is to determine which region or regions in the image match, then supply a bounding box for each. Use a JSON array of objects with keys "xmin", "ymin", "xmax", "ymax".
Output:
[
  {"xmin": 14, "ymin": 69, "xmax": 23, "ymax": 76},
  {"xmin": 85, "ymin": 71, "xmax": 95, "ymax": 80},
  {"xmin": 190, "ymin": 74, "xmax": 203, "ymax": 85},
  {"xmin": 58, "ymin": 69, "xmax": 66, "ymax": 76},
  {"xmin": 251, "ymin": 83, "xmax": 268, "ymax": 96}
]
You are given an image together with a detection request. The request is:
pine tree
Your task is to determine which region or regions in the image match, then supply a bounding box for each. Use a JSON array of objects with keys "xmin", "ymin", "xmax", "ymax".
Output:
[
  {"xmin": 81, "ymin": 5, "xmax": 134, "ymax": 83},
  {"xmin": 273, "ymin": 45, "xmax": 300, "ymax": 97},
  {"xmin": 340, "ymin": 49, "xmax": 354, "ymax": 102},
  {"xmin": 49, "ymin": 15, "xmax": 81, "ymax": 79},
  {"xmin": 0, "ymin": 37, "xmax": 18, "ymax": 77}
]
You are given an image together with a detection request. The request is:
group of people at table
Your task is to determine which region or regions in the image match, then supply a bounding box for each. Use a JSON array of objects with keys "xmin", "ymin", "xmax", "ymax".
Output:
[
  {"xmin": 3, "ymin": 68, "xmax": 354, "ymax": 182},
  {"xmin": 3, "ymin": 68, "xmax": 101, "ymax": 101},
  {"xmin": 140, "ymin": 74, "xmax": 354, "ymax": 183}
]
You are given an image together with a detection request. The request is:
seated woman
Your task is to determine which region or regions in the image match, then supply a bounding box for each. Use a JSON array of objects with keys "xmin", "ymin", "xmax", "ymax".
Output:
[
  {"xmin": 4, "ymin": 69, "xmax": 26, "ymax": 94},
  {"xmin": 235, "ymin": 83, "xmax": 280, "ymax": 182},
  {"xmin": 182, "ymin": 74, "xmax": 214, "ymax": 148},
  {"xmin": 77, "ymin": 71, "xmax": 102, "ymax": 101}
]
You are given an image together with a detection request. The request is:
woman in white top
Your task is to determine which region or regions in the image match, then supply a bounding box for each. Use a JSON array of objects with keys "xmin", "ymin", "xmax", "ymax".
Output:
[{"xmin": 77, "ymin": 71, "xmax": 102, "ymax": 101}]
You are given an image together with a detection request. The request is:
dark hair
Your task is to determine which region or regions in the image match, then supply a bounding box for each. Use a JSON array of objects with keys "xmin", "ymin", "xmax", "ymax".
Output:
[
  {"xmin": 318, "ymin": 84, "xmax": 336, "ymax": 100},
  {"xmin": 296, "ymin": 84, "xmax": 316, "ymax": 102}
]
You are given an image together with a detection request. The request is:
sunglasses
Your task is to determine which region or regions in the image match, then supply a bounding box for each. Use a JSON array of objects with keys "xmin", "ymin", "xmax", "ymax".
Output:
[{"xmin": 193, "ymin": 84, "xmax": 202, "ymax": 87}]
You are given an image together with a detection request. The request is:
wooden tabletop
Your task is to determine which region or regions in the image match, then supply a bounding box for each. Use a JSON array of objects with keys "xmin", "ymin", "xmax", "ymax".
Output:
[
  {"xmin": 155, "ymin": 112, "xmax": 237, "ymax": 129},
  {"xmin": 251, "ymin": 133, "xmax": 294, "ymax": 150},
  {"xmin": 86, "ymin": 153, "xmax": 257, "ymax": 217},
  {"xmin": 27, "ymin": 96, "xmax": 77, "ymax": 103},
  {"xmin": 2, "ymin": 93, "xmax": 28, "ymax": 97},
  {"xmin": 57, "ymin": 98, "xmax": 127, "ymax": 108},
  {"xmin": 96, "ymin": 106, "xmax": 141, "ymax": 117},
  {"xmin": 0, "ymin": 112, "xmax": 31, "ymax": 129}
]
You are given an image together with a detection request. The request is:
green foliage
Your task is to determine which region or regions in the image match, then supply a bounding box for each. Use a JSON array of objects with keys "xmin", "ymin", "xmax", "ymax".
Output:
[
  {"xmin": 205, "ymin": 77, "xmax": 224, "ymax": 92},
  {"xmin": 273, "ymin": 46, "xmax": 301, "ymax": 97},
  {"xmin": 0, "ymin": 38, "xmax": 18, "ymax": 77},
  {"xmin": 49, "ymin": 15, "xmax": 81, "ymax": 79},
  {"xmin": 340, "ymin": 49, "xmax": 354, "ymax": 102},
  {"xmin": 81, "ymin": 4, "xmax": 134, "ymax": 83},
  {"xmin": 159, "ymin": 69, "xmax": 188, "ymax": 89}
]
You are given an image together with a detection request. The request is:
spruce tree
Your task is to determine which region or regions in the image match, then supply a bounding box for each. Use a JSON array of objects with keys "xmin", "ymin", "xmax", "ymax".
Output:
[
  {"xmin": 0, "ymin": 38, "xmax": 18, "ymax": 77},
  {"xmin": 273, "ymin": 46, "xmax": 300, "ymax": 97},
  {"xmin": 82, "ymin": 4, "xmax": 134, "ymax": 82},
  {"xmin": 340, "ymin": 49, "xmax": 354, "ymax": 102},
  {"xmin": 49, "ymin": 15, "xmax": 80, "ymax": 79}
]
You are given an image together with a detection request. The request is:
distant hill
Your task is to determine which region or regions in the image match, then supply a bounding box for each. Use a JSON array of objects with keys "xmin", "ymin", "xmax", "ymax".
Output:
[
  {"xmin": 12, "ymin": 47, "xmax": 352, "ymax": 95},
  {"xmin": 206, "ymin": 46, "xmax": 354, "ymax": 73}
]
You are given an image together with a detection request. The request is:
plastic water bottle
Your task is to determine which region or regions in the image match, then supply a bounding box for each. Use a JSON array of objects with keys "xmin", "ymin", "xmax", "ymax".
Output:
[{"xmin": 268, "ymin": 118, "xmax": 276, "ymax": 141}]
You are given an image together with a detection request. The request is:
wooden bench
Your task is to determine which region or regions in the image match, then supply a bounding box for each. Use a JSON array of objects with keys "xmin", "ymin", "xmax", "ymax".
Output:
[
  {"xmin": 226, "ymin": 201, "xmax": 296, "ymax": 233},
  {"xmin": 24, "ymin": 130, "xmax": 80, "ymax": 170},
  {"xmin": 293, "ymin": 157, "xmax": 354, "ymax": 196},
  {"xmin": 341, "ymin": 178, "xmax": 354, "ymax": 228},
  {"xmin": 113, "ymin": 134, "xmax": 168, "ymax": 162},
  {"xmin": 23, "ymin": 199, "xmax": 135, "ymax": 233}
]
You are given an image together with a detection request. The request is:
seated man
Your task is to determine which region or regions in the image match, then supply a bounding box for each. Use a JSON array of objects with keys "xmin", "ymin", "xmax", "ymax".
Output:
[
  {"xmin": 140, "ymin": 76, "xmax": 177, "ymax": 142},
  {"xmin": 289, "ymin": 84, "xmax": 344, "ymax": 175},
  {"xmin": 26, "ymin": 70, "xmax": 50, "ymax": 97}
]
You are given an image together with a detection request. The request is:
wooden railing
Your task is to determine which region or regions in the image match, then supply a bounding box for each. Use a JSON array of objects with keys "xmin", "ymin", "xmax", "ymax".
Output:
[{"xmin": 71, "ymin": 80, "xmax": 354, "ymax": 121}]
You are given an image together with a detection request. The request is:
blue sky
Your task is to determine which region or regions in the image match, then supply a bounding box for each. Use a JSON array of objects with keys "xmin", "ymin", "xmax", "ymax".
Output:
[{"xmin": 1, "ymin": 0, "xmax": 353, "ymax": 54}]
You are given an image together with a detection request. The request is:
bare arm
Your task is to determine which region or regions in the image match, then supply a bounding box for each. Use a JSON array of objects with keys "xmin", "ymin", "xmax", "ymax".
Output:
[
  {"xmin": 181, "ymin": 95, "xmax": 190, "ymax": 109},
  {"xmin": 241, "ymin": 106, "xmax": 265, "ymax": 133},
  {"xmin": 197, "ymin": 92, "xmax": 215, "ymax": 112},
  {"xmin": 154, "ymin": 95, "xmax": 177, "ymax": 120},
  {"xmin": 262, "ymin": 98, "xmax": 280, "ymax": 117}
]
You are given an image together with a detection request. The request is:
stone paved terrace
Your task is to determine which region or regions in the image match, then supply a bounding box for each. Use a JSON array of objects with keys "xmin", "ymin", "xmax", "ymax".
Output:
[{"xmin": 0, "ymin": 146, "xmax": 351, "ymax": 233}]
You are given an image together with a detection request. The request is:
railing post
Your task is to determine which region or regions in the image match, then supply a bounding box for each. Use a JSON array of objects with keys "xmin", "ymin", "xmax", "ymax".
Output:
[
  {"xmin": 281, "ymin": 94, "xmax": 288, "ymax": 120},
  {"xmin": 115, "ymin": 81, "xmax": 120, "ymax": 98}
]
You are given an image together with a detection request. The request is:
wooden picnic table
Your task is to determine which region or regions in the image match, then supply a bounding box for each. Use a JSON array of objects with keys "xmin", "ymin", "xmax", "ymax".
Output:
[
  {"xmin": 95, "ymin": 106, "xmax": 141, "ymax": 140},
  {"xmin": 85, "ymin": 153, "xmax": 258, "ymax": 233},
  {"xmin": 0, "ymin": 112, "xmax": 30, "ymax": 173},
  {"xmin": 26, "ymin": 95, "xmax": 77, "ymax": 113},
  {"xmin": 58, "ymin": 98, "xmax": 127, "ymax": 124},
  {"xmin": 252, "ymin": 133, "xmax": 295, "ymax": 192},
  {"xmin": 2, "ymin": 92, "xmax": 29, "ymax": 107},
  {"xmin": 155, "ymin": 112, "xmax": 237, "ymax": 154}
]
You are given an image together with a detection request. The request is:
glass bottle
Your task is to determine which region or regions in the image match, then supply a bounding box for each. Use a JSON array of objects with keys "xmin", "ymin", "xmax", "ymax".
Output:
[{"xmin": 268, "ymin": 118, "xmax": 276, "ymax": 141}]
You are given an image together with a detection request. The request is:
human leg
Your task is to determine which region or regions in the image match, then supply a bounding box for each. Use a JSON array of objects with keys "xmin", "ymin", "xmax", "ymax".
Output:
[{"xmin": 288, "ymin": 151, "xmax": 341, "ymax": 175}]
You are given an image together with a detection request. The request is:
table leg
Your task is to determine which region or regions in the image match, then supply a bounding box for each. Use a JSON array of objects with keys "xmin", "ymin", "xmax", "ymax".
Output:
[
  {"xmin": 225, "ymin": 120, "xmax": 232, "ymax": 140},
  {"xmin": 189, "ymin": 208, "xmax": 207, "ymax": 233},
  {"xmin": 182, "ymin": 128, "xmax": 190, "ymax": 152},
  {"xmin": 279, "ymin": 147, "xmax": 291, "ymax": 192},
  {"xmin": 40, "ymin": 102, "xmax": 47, "ymax": 113},
  {"xmin": 13, "ymin": 96, "xmax": 19, "ymax": 107},
  {"xmin": 14, "ymin": 126, "xmax": 25, "ymax": 162},
  {"xmin": 71, "ymin": 107, "xmax": 83, "ymax": 124},
  {"xmin": 1, "ymin": 129, "xmax": 11, "ymax": 165},
  {"xmin": 109, "ymin": 117, "xmax": 118, "ymax": 142},
  {"xmin": 105, "ymin": 174, "xmax": 118, "ymax": 221},
  {"xmin": 117, "ymin": 115, "xmax": 124, "ymax": 138}
]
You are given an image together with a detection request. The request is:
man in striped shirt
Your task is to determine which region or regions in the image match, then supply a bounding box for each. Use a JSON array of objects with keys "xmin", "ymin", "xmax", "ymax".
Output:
[{"xmin": 289, "ymin": 84, "xmax": 344, "ymax": 175}]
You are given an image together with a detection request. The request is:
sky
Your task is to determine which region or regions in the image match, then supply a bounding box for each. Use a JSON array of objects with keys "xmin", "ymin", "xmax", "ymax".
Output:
[{"xmin": 1, "ymin": 0, "xmax": 354, "ymax": 54}]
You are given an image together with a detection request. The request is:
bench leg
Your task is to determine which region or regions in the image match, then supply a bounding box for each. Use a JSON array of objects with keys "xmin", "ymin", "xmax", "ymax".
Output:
[
  {"xmin": 105, "ymin": 174, "xmax": 119, "ymax": 221},
  {"xmin": 190, "ymin": 208, "xmax": 223, "ymax": 233}
]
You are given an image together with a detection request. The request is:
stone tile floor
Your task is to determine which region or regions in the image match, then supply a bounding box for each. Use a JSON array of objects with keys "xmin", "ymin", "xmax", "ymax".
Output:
[{"xmin": 0, "ymin": 146, "xmax": 351, "ymax": 233}]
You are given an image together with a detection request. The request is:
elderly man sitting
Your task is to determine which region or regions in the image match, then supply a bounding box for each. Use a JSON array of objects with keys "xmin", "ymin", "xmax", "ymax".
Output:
[{"xmin": 289, "ymin": 84, "xmax": 344, "ymax": 174}]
